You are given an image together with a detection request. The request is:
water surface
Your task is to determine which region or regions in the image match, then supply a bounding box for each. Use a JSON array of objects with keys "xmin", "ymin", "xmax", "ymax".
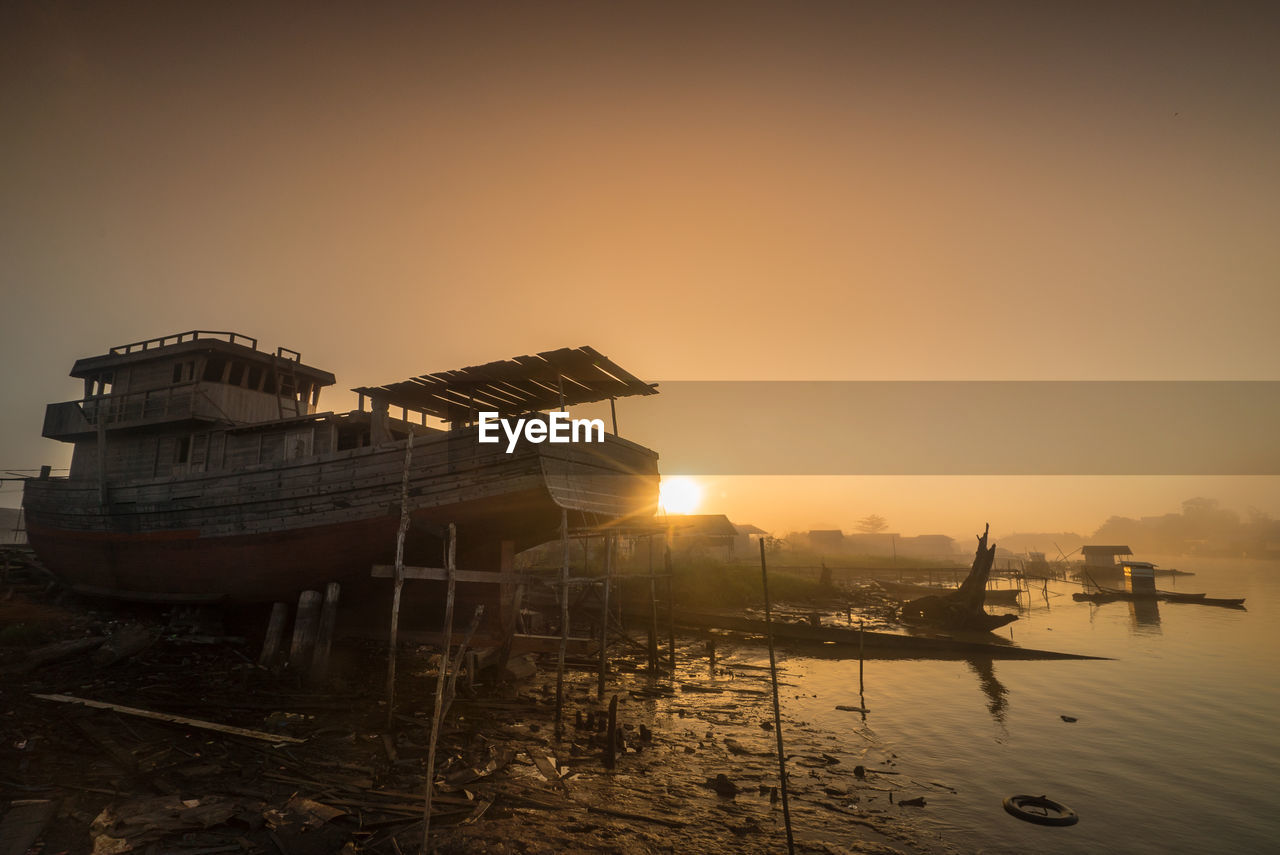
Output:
[{"xmin": 723, "ymin": 557, "xmax": 1279, "ymax": 853}]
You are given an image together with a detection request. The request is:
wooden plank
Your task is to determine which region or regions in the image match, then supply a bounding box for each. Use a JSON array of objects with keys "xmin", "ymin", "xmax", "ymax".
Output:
[
  {"xmin": 371, "ymin": 565, "xmax": 526, "ymax": 584},
  {"xmin": 32, "ymin": 694, "xmax": 307, "ymax": 743}
]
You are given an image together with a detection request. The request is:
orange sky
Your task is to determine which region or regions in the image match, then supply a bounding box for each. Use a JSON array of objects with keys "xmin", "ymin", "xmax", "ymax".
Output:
[{"xmin": 2, "ymin": 2, "xmax": 1276, "ymax": 538}]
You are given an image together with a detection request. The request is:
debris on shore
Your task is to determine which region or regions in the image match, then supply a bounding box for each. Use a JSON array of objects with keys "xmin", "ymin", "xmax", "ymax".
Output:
[{"xmin": 1, "ymin": 546, "xmax": 958, "ymax": 854}]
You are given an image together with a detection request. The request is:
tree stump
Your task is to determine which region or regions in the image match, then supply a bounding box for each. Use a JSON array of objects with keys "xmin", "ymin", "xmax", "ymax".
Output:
[{"xmin": 899, "ymin": 524, "xmax": 1017, "ymax": 632}]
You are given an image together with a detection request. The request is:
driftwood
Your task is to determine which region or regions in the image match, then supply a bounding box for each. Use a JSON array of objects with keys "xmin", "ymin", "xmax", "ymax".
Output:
[
  {"xmin": 32, "ymin": 693, "xmax": 307, "ymax": 744},
  {"xmin": 899, "ymin": 525, "xmax": 1018, "ymax": 632}
]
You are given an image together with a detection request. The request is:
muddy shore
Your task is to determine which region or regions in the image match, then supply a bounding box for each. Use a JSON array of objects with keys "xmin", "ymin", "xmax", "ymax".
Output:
[{"xmin": 2, "ymin": 556, "xmax": 965, "ymax": 854}]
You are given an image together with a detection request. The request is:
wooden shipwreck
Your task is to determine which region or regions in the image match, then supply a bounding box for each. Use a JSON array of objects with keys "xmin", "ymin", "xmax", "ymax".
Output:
[{"xmin": 22, "ymin": 331, "xmax": 660, "ymax": 606}]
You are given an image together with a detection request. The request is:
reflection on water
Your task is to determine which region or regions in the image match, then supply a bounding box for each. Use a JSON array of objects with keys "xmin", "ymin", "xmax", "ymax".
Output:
[
  {"xmin": 965, "ymin": 656, "xmax": 1009, "ymax": 724},
  {"xmin": 1128, "ymin": 596, "xmax": 1162, "ymax": 631},
  {"xmin": 788, "ymin": 557, "xmax": 1278, "ymax": 855}
]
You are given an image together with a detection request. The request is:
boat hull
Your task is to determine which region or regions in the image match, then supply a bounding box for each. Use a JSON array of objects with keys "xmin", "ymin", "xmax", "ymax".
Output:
[{"xmin": 23, "ymin": 428, "xmax": 659, "ymax": 602}]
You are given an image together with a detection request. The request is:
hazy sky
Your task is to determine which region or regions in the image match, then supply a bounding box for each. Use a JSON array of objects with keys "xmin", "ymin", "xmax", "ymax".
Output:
[{"xmin": 2, "ymin": 2, "xmax": 1276, "ymax": 538}]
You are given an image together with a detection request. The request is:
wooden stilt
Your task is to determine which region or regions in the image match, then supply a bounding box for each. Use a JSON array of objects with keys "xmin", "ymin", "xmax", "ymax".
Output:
[
  {"xmin": 310, "ymin": 582, "xmax": 341, "ymax": 683},
  {"xmin": 385, "ymin": 431, "xmax": 415, "ymax": 730},
  {"xmin": 497, "ymin": 539, "xmax": 517, "ymax": 671},
  {"xmin": 555, "ymin": 509, "xmax": 569, "ymax": 742},
  {"xmin": 598, "ymin": 535, "xmax": 613, "ymax": 701},
  {"xmin": 258, "ymin": 602, "xmax": 289, "ymax": 668},
  {"xmin": 647, "ymin": 535, "xmax": 658, "ymax": 673},
  {"xmin": 664, "ymin": 545, "xmax": 676, "ymax": 673},
  {"xmin": 604, "ymin": 693, "xmax": 618, "ymax": 769},
  {"xmin": 421, "ymin": 593, "xmax": 475, "ymax": 853},
  {"xmin": 289, "ymin": 590, "xmax": 321, "ymax": 677}
]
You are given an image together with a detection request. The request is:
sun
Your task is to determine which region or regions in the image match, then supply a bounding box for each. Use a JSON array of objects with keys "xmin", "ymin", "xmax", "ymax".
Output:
[{"xmin": 658, "ymin": 476, "xmax": 703, "ymax": 515}]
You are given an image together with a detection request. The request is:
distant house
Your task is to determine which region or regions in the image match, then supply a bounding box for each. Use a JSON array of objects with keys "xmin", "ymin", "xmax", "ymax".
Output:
[
  {"xmin": 895, "ymin": 534, "xmax": 958, "ymax": 560},
  {"xmin": 733, "ymin": 523, "xmax": 768, "ymax": 558},
  {"xmin": 1082, "ymin": 545, "xmax": 1133, "ymax": 567},
  {"xmin": 807, "ymin": 530, "xmax": 845, "ymax": 552},
  {"xmin": 666, "ymin": 514, "xmax": 741, "ymax": 561},
  {"xmin": 845, "ymin": 532, "xmax": 898, "ymax": 556}
]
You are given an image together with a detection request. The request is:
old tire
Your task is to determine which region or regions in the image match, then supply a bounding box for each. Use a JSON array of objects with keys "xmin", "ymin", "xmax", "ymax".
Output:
[{"xmin": 1003, "ymin": 794, "xmax": 1079, "ymax": 827}]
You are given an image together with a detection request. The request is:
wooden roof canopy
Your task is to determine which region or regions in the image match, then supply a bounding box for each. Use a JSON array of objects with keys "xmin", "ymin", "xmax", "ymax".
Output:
[{"xmin": 352, "ymin": 345, "xmax": 658, "ymax": 423}]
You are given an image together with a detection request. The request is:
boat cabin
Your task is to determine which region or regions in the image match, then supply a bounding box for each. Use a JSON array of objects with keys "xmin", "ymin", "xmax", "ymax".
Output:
[
  {"xmin": 1122, "ymin": 560, "xmax": 1158, "ymax": 594},
  {"xmin": 41, "ymin": 331, "xmax": 348, "ymax": 482},
  {"xmin": 41, "ymin": 332, "xmax": 660, "ymax": 488}
]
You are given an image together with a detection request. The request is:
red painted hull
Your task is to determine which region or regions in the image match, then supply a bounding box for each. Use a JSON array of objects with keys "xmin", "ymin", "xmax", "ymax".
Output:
[{"xmin": 23, "ymin": 431, "xmax": 658, "ymax": 603}]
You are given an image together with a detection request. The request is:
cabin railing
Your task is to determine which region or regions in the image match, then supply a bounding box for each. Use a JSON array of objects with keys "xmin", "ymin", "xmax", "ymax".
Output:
[
  {"xmin": 43, "ymin": 384, "xmax": 227, "ymax": 439},
  {"xmin": 109, "ymin": 331, "xmax": 258, "ymax": 355}
]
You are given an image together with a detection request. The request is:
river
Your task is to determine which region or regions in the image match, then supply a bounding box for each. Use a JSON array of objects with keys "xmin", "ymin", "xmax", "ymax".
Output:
[{"xmin": 706, "ymin": 556, "xmax": 1279, "ymax": 853}]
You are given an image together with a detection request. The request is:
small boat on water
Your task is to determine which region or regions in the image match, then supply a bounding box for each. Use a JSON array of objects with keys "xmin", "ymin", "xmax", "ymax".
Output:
[
  {"xmin": 22, "ymin": 331, "xmax": 661, "ymax": 605},
  {"xmin": 1075, "ymin": 547, "xmax": 1195, "ymax": 579},
  {"xmin": 1073, "ymin": 559, "xmax": 1246, "ymax": 608},
  {"xmin": 1072, "ymin": 589, "xmax": 1245, "ymax": 609}
]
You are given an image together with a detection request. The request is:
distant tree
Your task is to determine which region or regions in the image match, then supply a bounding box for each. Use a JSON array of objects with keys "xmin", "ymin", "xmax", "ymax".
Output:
[{"xmin": 856, "ymin": 514, "xmax": 888, "ymax": 534}]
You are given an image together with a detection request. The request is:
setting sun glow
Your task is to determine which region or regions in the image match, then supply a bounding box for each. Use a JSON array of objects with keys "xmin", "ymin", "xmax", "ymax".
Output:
[{"xmin": 658, "ymin": 476, "xmax": 702, "ymax": 515}]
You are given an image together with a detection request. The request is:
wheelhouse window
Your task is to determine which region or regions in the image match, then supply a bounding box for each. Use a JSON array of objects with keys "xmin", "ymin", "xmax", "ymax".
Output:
[{"xmin": 203, "ymin": 357, "xmax": 227, "ymax": 382}]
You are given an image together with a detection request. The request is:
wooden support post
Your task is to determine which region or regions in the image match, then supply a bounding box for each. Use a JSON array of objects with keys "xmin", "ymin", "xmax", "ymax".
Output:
[
  {"xmin": 498, "ymin": 539, "xmax": 518, "ymax": 671},
  {"xmin": 609, "ymin": 396, "xmax": 618, "ymax": 435},
  {"xmin": 598, "ymin": 535, "xmax": 613, "ymax": 702},
  {"xmin": 760, "ymin": 539, "xmax": 795, "ymax": 854},
  {"xmin": 665, "ymin": 545, "xmax": 676, "ymax": 673},
  {"xmin": 259, "ymin": 602, "xmax": 289, "ymax": 668},
  {"xmin": 96, "ymin": 418, "xmax": 108, "ymax": 507},
  {"xmin": 289, "ymin": 590, "xmax": 322, "ymax": 677},
  {"xmin": 385, "ymin": 431, "xmax": 415, "ymax": 730},
  {"xmin": 420, "ymin": 595, "xmax": 474, "ymax": 853},
  {"xmin": 555, "ymin": 509, "xmax": 569, "ymax": 742},
  {"xmin": 647, "ymin": 536, "xmax": 659, "ymax": 673},
  {"xmin": 707, "ymin": 637, "xmax": 716, "ymax": 676},
  {"xmin": 310, "ymin": 582, "xmax": 341, "ymax": 683}
]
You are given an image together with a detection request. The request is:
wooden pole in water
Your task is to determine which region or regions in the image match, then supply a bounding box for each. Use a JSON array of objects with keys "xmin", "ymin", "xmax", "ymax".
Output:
[
  {"xmin": 384, "ymin": 431, "xmax": 414, "ymax": 730},
  {"xmin": 859, "ymin": 619, "xmax": 865, "ymax": 696},
  {"xmin": 760, "ymin": 539, "xmax": 795, "ymax": 854},
  {"xmin": 555, "ymin": 508, "xmax": 569, "ymax": 742},
  {"xmin": 598, "ymin": 535, "xmax": 613, "ymax": 702}
]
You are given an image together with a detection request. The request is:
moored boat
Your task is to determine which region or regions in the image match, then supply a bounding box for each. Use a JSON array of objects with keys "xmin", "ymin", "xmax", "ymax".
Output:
[{"xmin": 1072, "ymin": 589, "xmax": 1245, "ymax": 608}]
